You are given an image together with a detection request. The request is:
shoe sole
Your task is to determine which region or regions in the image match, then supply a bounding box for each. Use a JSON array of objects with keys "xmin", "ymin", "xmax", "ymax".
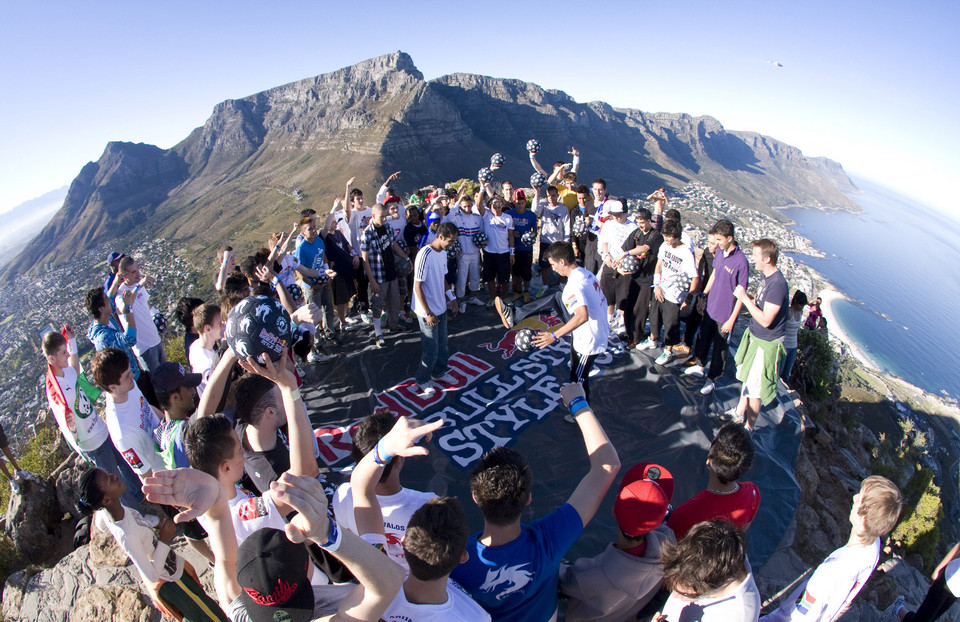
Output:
[{"xmin": 494, "ymin": 297, "xmax": 511, "ymax": 329}]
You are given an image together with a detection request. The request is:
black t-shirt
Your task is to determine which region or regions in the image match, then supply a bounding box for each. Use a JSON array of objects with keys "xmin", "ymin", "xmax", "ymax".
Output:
[
  {"xmin": 750, "ymin": 270, "xmax": 789, "ymax": 341},
  {"xmin": 624, "ymin": 227, "xmax": 664, "ymax": 280},
  {"xmin": 239, "ymin": 424, "xmax": 290, "ymax": 496},
  {"xmin": 374, "ymin": 224, "xmax": 398, "ymax": 282},
  {"xmin": 322, "ymin": 230, "xmax": 356, "ymax": 278},
  {"xmin": 697, "ymin": 248, "xmax": 715, "ymax": 292},
  {"xmin": 404, "ymin": 222, "xmax": 427, "ymax": 251}
]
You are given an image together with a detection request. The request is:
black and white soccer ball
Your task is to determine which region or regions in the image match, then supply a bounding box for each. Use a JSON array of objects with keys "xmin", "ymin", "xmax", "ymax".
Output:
[
  {"xmin": 478, "ymin": 167, "xmax": 494, "ymax": 184},
  {"xmin": 515, "ymin": 328, "xmax": 537, "ymax": 353},
  {"xmin": 490, "ymin": 153, "xmax": 505, "ymax": 169},
  {"xmin": 572, "ymin": 215, "xmax": 589, "ymax": 237},
  {"xmin": 447, "ymin": 239, "xmax": 462, "ymax": 258},
  {"xmin": 530, "ymin": 172, "xmax": 546, "ymax": 189},
  {"xmin": 395, "ymin": 237, "xmax": 408, "ymax": 252},
  {"xmin": 309, "ymin": 273, "xmax": 330, "ymax": 287},
  {"xmin": 473, "ymin": 231, "xmax": 489, "ymax": 249},
  {"xmin": 287, "ymin": 283, "xmax": 304, "ymax": 303},
  {"xmin": 152, "ymin": 312, "xmax": 167, "ymax": 334},
  {"xmin": 620, "ymin": 254, "xmax": 640, "ymax": 273},
  {"xmin": 520, "ymin": 230, "xmax": 537, "ymax": 247},
  {"xmin": 526, "ymin": 139, "xmax": 541, "ymax": 154},
  {"xmin": 396, "ymin": 256, "xmax": 412, "ymax": 278},
  {"xmin": 225, "ymin": 295, "xmax": 294, "ymax": 364}
]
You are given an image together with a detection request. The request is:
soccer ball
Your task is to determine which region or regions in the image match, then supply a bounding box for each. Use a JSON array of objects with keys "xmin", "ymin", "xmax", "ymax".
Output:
[
  {"xmin": 310, "ymin": 273, "xmax": 329, "ymax": 287},
  {"xmin": 515, "ymin": 328, "xmax": 537, "ymax": 353},
  {"xmin": 478, "ymin": 167, "xmax": 494, "ymax": 184},
  {"xmin": 396, "ymin": 257, "xmax": 412, "ymax": 278},
  {"xmin": 619, "ymin": 254, "xmax": 640, "ymax": 273},
  {"xmin": 152, "ymin": 312, "xmax": 167, "ymax": 334},
  {"xmin": 225, "ymin": 295, "xmax": 294, "ymax": 364},
  {"xmin": 530, "ymin": 172, "xmax": 546, "ymax": 189},
  {"xmin": 395, "ymin": 237, "xmax": 408, "ymax": 252},
  {"xmin": 473, "ymin": 231, "xmax": 489, "ymax": 249},
  {"xmin": 287, "ymin": 283, "xmax": 304, "ymax": 303},
  {"xmin": 526, "ymin": 139, "xmax": 541, "ymax": 154},
  {"xmin": 447, "ymin": 239, "xmax": 462, "ymax": 258},
  {"xmin": 572, "ymin": 215, "xmax": 589, "ymax": 237},
  {"xmin": 520, "ymin": 230, "xmax": 537, "ymax": 247},
  {"xmin": 490, "ymin": 153, "xmax": 505, "ymax": 169}
]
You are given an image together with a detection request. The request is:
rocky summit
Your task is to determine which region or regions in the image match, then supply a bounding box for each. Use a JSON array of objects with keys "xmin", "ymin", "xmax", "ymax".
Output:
[{"xmin": 3, "ymin": 51, "xmax": 857, "ymax": 280}]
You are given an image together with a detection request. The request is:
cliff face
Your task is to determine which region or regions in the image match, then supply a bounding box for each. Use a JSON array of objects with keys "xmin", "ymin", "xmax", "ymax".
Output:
[{"xmin": 3, "ymin": 51, "xmax": 857, "ymax": 280}]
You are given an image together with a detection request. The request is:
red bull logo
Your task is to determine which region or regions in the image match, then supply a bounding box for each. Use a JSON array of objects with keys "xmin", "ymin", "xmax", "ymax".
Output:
[{"xmin": 478, "ymin": 313, "xmax": 564, "ymax": 360}]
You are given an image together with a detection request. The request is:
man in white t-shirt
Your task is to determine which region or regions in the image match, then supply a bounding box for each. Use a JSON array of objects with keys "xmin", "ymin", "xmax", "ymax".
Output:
[
  {"xmin": 532, "ymin": 186, "xmax": 571, "ymax": 287},
  {"xmin": 44, "ymin": 331, "xmax": 144, "ymax": 507},
  {"xmin": 114, "ymin": 256, "xmax": 166, "ymax": 373},
  {"xmin": 656, "ymin": 520, "xmax": 761, "ymax": 622},
  {"xmin": 476, "ymin": 195, "xmax": 515, "ymax": 306},
  {"xmin": 639, "ymin": 219, "xmax": 699, "ymax": 366},
  {"xmin": 531, "ymin": 241, "xmax": 610, "ymax": 405},
  {"xmin": 349, "ymin": 415, "xmax": 490, "ymax": 622},
  {"xmin": 412, "ymin": 222, "xmax": 460, "ymax": 396},
  {"xmin": 345, "ymin": 178, "xmax": 375, "ymax": 323},
  {"xmin": 90, "ymin": 348, "xmax": 165, "ymax": 482},
  {"xmin": 332, "ymin": 410, "xmax": 436, "ymax": 572},
  {"xmin": 188, "ymin": 302, "xmax": 222, "ymax": 398},
  {"xmin": 763, "ymin": 475, "xmax": 902, "ymax": 622},
  {"xmin": 596, "ymin": 200, "xmax": 636, "ymax": 327}
]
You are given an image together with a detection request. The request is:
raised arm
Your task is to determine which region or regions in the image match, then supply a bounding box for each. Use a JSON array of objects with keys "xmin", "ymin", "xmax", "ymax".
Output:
[
  {"xmin": 569, "ymin": 147, "xmax": 580, "ymax": 174},
  {"xmin": 63, "ymin": 325, "xmax": 80, "ymax": 374},
  {"xmin": 343, "ymin": 176, "xmax": 355, "ymax": 210},
  {"xmin": 559, "ymin": 383, "xmax": 621, "ymax": 526},
  {"xmin": 215, "ymin": 248, "xmax": 234, "ymax": 292},
  {"xmin": 529, "ymin": 152, "xmax": 548, "ymax": 176},
  {"xmin": 376, "ymin": 171, "xmax": 401, "ymax": 204},
  {"xmin": 197, "ymin": 349, "xmax": 238, "ymax": 417}
]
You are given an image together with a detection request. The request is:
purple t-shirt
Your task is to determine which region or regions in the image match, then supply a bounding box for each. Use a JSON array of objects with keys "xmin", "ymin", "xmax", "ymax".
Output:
[{"xmin": 706, "ymin": 244, "xmax": 750, "ymax": 324}]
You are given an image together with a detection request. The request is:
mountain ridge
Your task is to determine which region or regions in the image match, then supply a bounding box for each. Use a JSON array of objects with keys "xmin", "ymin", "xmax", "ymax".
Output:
[{"xmin": 2, "ymin": 51, "xmax": 857, "ymax": 281}]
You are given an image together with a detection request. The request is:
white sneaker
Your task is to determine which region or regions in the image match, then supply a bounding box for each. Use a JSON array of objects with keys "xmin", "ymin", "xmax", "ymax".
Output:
[
  {"xmin": 399, "ymin": 312, "xmax": 413, "ymax": 324},
  {"xmin": 415, "ymin": 382, "xmax": 438, "ymax": 398},
  {"xmin": 307, "ymin": 351, "xmax": 332, "ymax": 363},
  {"xmin": 466, "ymin": 297, "xmax": 484, "ymax": 306},
  {"xmin": 458, "ymin": 302, "xmax": 467, "ymax": 314},
  {"xmin": 684, "ymin": 364, "xmax": 705, "ymax": 377},
  {"xmin": 344, "ymin": 316, "xmax": 361, "ymax": 325},
  {"xmin": 655, "ymin": 350, "xmax": 674, "ymax": 365},
  {"xmin": 700, "ymin": 378, "xmax": 715, "ymax": 395},
  {"xmin": 359, "ymin": 312, "xmax": 372, "ymax": 324},
  {"xmin": 721, "ymin": 408, "xmax": 744, "ymax": 423},
  {"xmin": 637, "ymin": 338, "xmax": 657, "ymax": 351}
]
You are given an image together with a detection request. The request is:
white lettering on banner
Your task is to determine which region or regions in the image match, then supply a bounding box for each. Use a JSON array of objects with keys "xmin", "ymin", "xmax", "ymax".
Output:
[{"xmin": 314, "ymin": 331, "xmax": 613, "ymax": 470}]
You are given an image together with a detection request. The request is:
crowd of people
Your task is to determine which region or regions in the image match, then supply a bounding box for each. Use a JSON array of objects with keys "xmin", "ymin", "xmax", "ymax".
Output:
[{"xmin": 18, "ymin": 143, "xmax": 943, "ymax": 621}]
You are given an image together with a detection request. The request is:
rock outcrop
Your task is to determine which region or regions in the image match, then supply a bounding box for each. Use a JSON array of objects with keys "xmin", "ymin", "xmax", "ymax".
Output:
[
  {"xmin": 3, "ymin": 51, "xmax": 857, "ymax": 281},
  {"xmin": 4, "ymin": 475, "xmax": 63, "ymax": 564}
]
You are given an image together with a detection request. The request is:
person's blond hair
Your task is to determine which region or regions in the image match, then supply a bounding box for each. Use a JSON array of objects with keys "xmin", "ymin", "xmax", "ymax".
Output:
[{"xmin": 857, "ymin": 475, "xmax": 902, "ymax": 539}]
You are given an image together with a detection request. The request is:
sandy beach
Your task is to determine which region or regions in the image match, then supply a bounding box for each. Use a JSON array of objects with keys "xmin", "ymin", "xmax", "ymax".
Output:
[{"xmin": 815, "ymin": 284, "xmax": 881, "ymax": 372}]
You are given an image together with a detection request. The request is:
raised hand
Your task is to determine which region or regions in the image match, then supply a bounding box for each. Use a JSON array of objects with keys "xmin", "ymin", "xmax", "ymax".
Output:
[
  {"xmin": 236, "ymin": 347, "xmax": 297, "ymax": 392},
  {"xmin": 269, "ymin": 473, "xmax": 332, "ymax": 544},
  {"xmin": 378, "ymin": 416, "xmax": 445, "ymax": 461},
  {"xmin": 142, "ymin": 469, "xmax": 221, "ymax": 523}
]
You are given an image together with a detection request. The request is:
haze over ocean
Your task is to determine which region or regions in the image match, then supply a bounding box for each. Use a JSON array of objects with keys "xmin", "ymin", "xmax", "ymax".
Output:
[{"xmin": 783, "ymin": 178, "xmax": 960, "ymax": 401}]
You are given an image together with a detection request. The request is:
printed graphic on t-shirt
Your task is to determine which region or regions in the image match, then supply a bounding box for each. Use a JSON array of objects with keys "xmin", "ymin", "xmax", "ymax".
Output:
[
  {"xmin": 481, "ymin": 563, "xmax": 533, "ymax": 601},
  {"xmin": 123, "ymin": 448, "xmax": 143, "ymax": 469},
  {"xmin": 237, "ymin": 496, "xmax": 269, "ymax": 522}
]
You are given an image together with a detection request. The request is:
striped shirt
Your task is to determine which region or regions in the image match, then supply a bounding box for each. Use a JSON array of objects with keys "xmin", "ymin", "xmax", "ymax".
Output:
[{"xmin": 412, "ymin": 246, "xmax": 449, "ymax": 317}]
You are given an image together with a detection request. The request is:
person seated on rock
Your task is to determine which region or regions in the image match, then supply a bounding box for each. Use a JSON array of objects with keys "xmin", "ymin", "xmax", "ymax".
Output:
[
  {"xmin": 76, "ymin": 467, "xmax": 228, "ymax": 622},
  {"xmin": 141, "ymin": 468, "xmax": 405, "ymax": 622},
  {"xmin": 332, "ymin": 409, "xmax": 436, "ymax": 573},
  {"xmin": 349, "ymin": 414, "xmax": 491, "ymax": 621},
  {"xmin": 762, "ymin": 475, "xmax": 902, "ymax": 622},
  {"xmin": 450, "ymin": 383, "xmax": 621, "ymax": 622},
  {"xmin": 45, "ymin": 331, "xmax": 143, "ymax": 508},
  {"xmin": 667, "ymin": 423, "xmax": 760, "ymax": 540},
  {"xmin": 90, "ymin": 348, "xmax": 166, "ymax": 485},
  {"xmin": 654, "ymin": 519, "xmax": 761, "ymax": 621},
  {"xmin": 559, "ymin": 462, "xmax": 677, "ymax": 621},
  {"xmin": 185, "ymin": 349, "xmax": 319, "ymax": 547},
  {"xmin": 891, "ymin": 540, "xmax": 960, "ymax": 621},
  {"xmin": 188, "ymin": 303, "xmax": 222, "ymax": 398}
]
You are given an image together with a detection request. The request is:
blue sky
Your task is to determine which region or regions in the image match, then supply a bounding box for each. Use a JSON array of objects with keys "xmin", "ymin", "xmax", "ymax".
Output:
[{"xmin": 2, "ymin": 0, "xmax": 957, "ymax": 217}]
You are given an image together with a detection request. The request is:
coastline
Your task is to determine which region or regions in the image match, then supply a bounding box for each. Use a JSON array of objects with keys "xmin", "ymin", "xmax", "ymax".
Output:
[{"xmin": 814, "ymin": 285, "xmax": 880, "ymax": 372}]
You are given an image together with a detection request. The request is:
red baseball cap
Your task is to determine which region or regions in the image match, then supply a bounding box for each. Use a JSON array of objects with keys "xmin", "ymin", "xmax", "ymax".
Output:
[
  {"xmin": 514, "ymin": 189, "xmax": 526, "ymax": 201},
  {"xmin": 613, "ymin": 462, "xmax": 674, "ymax": 537}
]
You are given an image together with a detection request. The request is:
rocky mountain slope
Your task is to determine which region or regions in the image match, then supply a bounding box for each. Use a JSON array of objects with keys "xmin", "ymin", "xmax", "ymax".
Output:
[{"xmin": 2, "ymin": 51, "xmax": 857, "ymax": 280}]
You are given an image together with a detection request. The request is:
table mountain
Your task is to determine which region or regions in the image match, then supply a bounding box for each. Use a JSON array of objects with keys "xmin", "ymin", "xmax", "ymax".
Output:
[{"xmin": 2, "ymin": 51, "xmax": 857, "ymax": 280}]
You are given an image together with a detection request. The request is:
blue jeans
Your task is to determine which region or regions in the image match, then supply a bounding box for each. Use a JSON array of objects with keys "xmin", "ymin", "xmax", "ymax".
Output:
[
  {"xmin": 780, "ymin": 347, "xmax": 798, "ymax": 381},
  {"xmin": 416, "ymin": 313, "xmax": 449, "ymax": 384},
  {"xmin": 85, "ymin": 438, "xmax": 145, "ymax": 509}
]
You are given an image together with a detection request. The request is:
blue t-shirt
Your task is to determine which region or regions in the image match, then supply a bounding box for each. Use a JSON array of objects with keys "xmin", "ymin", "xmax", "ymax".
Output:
[
  {"xmin": 509, "ymin": 208, "xmax": 538, "ymax": 252},
  {"xmin": 451, "ymin": 503, "xmax": 583, "ymax": 622},
  {"xmin": 293, "ymin": 236, "xmax": 325, "ymax": 270}
]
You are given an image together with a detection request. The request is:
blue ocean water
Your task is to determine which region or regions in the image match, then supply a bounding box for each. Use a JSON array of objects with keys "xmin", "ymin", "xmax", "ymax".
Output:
[{"xmin": 782, "ymin": 178, "xmax": 960, "ymax": 402}]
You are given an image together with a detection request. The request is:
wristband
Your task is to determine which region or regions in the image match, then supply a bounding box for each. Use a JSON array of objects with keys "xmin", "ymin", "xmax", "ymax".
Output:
[
  {"xmin": 373, "ymin": 440, "xmax": 394, "ymax": 466},
  {"xmin": 271, "ymin": 276, "xmax": 281, "ymax": 288},
  {"xmin": 568, "ymin": 396, "xmax": 590, "ymax": 416},
  {"xmin": 445, "ymin": 290, "xmax": 456, "ymax": 302},
  {"xmin": 273, "ymin": 243, "xmax": 281, "ymax": 251},
  {"xmin": 222, "ymin": 260, "xmax": 229, "ymax": 266},
  {"xmin": 551, "ymin": 332, "xmax": 558, "ymax": 343},
  {"xmin": 123, "ymin": 305, "xmax": 133, "ymax": 314},
  {"xmin": 281, "ymin": 388, "xmax": 301, "ymax": 402},
  {"xmin": 510, "ymin": 248, "xmax": 515, "ymax": 255},
  {"xmin": 67, "ymin": 339, "xmax": 78, "ymax": 355},
  {"xmin": 319, "ymin": 519, "xmax": 342, "ymax": 552}
]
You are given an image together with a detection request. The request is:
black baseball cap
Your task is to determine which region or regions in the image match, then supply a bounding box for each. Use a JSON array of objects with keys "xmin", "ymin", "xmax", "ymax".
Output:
[
  {"xmin": 237, "ymin": 528, "xmax": 314, "ymax": 622},
  {"xmin": 151, "ymin": 362, "xmax": 202, "ymax": 394}
]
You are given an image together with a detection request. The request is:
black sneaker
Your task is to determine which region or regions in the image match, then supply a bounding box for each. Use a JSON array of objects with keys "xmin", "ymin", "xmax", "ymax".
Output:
[{"xmin": 494, "ymin": 297, "xmax": 516, "ymax": 329}]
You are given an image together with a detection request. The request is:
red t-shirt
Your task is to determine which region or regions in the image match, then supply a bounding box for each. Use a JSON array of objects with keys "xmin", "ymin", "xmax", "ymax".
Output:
[{"xmin": 667, "ymin": 482, "xmax": 761, "ymax": 540}]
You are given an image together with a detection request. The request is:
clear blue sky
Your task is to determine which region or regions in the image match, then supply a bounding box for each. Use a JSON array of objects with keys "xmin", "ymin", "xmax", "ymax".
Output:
[{"xmin": 2, "ymin": 0, "xmax": 957, "ymax": 217}]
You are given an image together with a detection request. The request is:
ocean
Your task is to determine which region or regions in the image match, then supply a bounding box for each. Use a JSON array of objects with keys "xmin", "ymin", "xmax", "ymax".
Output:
[{"xmin": 781, "ymin": 178, "xmax": 960, "ymax": 402}]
